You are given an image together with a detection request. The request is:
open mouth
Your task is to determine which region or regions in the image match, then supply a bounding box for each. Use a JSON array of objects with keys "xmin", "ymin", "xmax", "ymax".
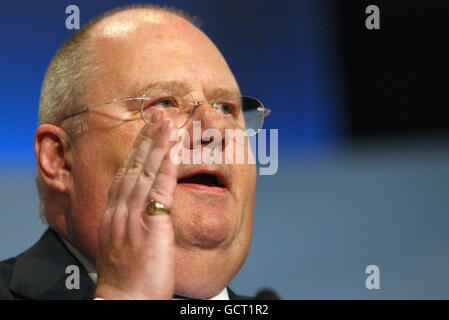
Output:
[{"xmin": 177, "ymin": 173, "xmax": 226, "ymax": 189}]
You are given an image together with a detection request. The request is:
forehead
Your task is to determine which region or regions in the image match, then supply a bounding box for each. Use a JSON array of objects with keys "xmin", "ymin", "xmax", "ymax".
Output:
[{"xmin": 89, "ymin": 10, "xmax": 239, "ymax": 100}]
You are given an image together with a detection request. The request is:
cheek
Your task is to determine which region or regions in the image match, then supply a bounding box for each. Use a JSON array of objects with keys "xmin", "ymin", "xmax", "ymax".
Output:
[
  {"xmin": 72, "ymin": 127, "xmax": 137, "ymax": 194},
  {"xmin": 72, "ymin": 160, "xmax": 110, "ymax": 210},
  {"xmin": 235, "ymin": 162, "xmax": 257, "ymax": 202},
  {"xmin": 71, "ymin": 140, "xmax": 117, "ymax": 208},
  {"xmin": 69, "ymin": 153, "xmax": 112, "ymax": 251},
  {"xmin": 67, "ymin": 129, "xmax": 137, "ymax": 258},
  {"xmin": 232, "ymin": 163, "xmax": 257, "ymax": 241}
]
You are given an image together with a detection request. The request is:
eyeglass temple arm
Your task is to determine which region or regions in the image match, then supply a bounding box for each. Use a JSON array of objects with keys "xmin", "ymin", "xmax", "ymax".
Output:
[
  {"xmin": 60, "ymin": 96, "xmax": 151, "ymax": 122},
  {"xmin": 61, "ymin": 106, "xmax": 91, "ymax": 122},
  {"xmin": 258, "ymin": 107, "xmax": 271, "ymax": 116}
]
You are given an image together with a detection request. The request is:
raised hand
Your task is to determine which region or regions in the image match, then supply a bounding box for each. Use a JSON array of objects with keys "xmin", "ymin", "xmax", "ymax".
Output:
[{"xmin": 95, "ymin": 111, "xmax": 178, "ymax": 300}]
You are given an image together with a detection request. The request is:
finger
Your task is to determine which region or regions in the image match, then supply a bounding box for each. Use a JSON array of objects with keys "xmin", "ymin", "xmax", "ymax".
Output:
[
  {"xmin": 147, "ymin": 140, "xmax": 179, "ymax": 209},
  {"xmin": 127, "ymin": 118, "xmax": 175, "ymax": 212},
  {"xmin": 105, "ymin": 123, "xmax": 147, "ymax": 210},
  {"xmin": 101, "ymin": 121, "xmax": 150, "ymax": 239},
  {"xmin": 109, "ymin": 112, "xmax": 163, "ymax": 240},
  {"xmin": 115, "ymin": 111, "xmax": 164, "ymax": 205}
]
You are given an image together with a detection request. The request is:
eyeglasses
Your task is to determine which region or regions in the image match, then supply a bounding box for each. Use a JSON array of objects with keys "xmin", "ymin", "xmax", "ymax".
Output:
[{"xmin": 60, "ymin": 87, "xmax": 271, "ymax": 136}]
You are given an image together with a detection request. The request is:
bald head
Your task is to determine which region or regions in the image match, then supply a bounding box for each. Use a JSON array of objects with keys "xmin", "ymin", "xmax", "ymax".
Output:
[
  {"xmin": 93, "ymin": 8, "xmax": 177, "ymax": 38},
  {"xmin": 86, "ymin": 9, "xmax": 234, "ymax": 102}
]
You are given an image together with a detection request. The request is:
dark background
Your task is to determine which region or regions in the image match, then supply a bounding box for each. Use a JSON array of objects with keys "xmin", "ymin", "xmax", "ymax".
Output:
[{"xmin": 338, "ymin": 0, "xmax": 448, "ymax": 139}]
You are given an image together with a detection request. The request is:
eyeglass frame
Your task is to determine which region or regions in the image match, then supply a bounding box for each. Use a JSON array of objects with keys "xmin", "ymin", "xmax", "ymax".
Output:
[{"xmin": 60, "ymin": 92, "xmax": 271, "ymax": 136}]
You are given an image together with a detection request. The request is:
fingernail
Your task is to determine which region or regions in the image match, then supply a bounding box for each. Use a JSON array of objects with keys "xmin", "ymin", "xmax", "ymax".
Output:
[
  {"xmin": 151, "ymin": 110, "xmax": 162, "ymax": 123},
  {"xmin": 162, "ymin": 119, "xmax": 170, "ymax": 130}
]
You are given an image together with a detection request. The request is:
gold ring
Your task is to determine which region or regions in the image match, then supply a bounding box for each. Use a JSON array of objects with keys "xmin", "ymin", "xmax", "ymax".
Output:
[{"xmin": 146, "ymin": 199, "xmax": 171, "ymax": 216}]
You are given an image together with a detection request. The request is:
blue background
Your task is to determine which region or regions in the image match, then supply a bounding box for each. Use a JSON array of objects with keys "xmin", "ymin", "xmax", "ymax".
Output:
[{"xmin": 0, "ymin": 0, "xmax": 448, "ymax": 299}]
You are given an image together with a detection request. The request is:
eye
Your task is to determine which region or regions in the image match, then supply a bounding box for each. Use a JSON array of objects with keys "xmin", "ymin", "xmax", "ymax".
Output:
[
  {"xmin": 214, "ymin": 102, "xmax": 235, "ymax": 115},
  {"xmin": 154, "ymin": 98, "xmax": 176, "ymax": 109},
  {"xmin": 142, "ymin": 97, "xmax": 179, "ymax": 112}
]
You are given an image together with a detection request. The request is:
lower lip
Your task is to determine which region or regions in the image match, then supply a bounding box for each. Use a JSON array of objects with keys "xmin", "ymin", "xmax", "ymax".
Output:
[{"xmin": 177, "ymin": 183, "xmax": 228, "ymax": 195}]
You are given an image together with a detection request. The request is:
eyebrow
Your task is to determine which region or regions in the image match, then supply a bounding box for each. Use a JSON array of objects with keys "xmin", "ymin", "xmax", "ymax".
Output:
[
  {"xmin": 133, "ymin": 80, "xmax": 191, "ymax": 96},
  {"xmin": 209, "ymin": 87, "xmax": 241, "ymax": 98},
  {"xmin": 133, "ymin": 80, "xmax": 241, "ymax": 98}
]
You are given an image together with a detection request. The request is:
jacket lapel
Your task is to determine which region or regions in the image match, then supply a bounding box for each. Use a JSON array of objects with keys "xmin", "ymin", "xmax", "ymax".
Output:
[{"xmin": 8, "ymin": 228, "xmax": 95, "ymax": 300}]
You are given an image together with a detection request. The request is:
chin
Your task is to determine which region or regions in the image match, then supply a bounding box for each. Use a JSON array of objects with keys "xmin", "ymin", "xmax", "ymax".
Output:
[
  {"xmin": 172, "ymin": 195, "xmax": 237, "ymax": 250},
  {"xmin": 175, "ymin": 279, "xmax": 225, "ymax": 299},
  {"xmin": 173, "ymin": 247, "xmax": 238, "ymax": 299},
  {"xmin": 172, "ymin": 225, "xmax": 251, "ymax": 299},
  {"xmin": 169, "ymin": 187, "xmax": 253, "ymax": 298}
]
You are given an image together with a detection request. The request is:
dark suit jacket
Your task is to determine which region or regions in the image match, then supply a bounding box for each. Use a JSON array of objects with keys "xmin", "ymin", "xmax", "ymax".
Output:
[{"xmin": 0, "ymin": 228, "xmax": 251, "ymax": 300}]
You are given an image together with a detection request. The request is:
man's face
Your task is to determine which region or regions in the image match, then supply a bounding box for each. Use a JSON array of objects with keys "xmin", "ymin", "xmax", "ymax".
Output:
[{"xmin": 64, "ymin": 11, "xmax": 257, "ymax": 297}]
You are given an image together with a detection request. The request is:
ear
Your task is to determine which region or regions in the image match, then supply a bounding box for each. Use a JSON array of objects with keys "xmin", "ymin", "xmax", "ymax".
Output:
[{"xmin": 35, "ymin": 125, "xmax": 73, "ymax": 194}]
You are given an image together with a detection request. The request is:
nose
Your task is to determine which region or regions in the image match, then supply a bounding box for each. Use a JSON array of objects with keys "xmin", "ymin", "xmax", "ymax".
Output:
[
  {"xmin": 182, "ymin": 101, "xmax": 227, "ymax": 150},
  {"xmin": 178, "ymin": 96, "xmax": 245, "ymax": 158}
]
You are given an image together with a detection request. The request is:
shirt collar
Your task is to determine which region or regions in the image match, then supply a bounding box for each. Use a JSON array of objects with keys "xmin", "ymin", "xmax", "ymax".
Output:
[{"xmin": 60, "ymin": 236, "xmax": 229, "ymax": 300}]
